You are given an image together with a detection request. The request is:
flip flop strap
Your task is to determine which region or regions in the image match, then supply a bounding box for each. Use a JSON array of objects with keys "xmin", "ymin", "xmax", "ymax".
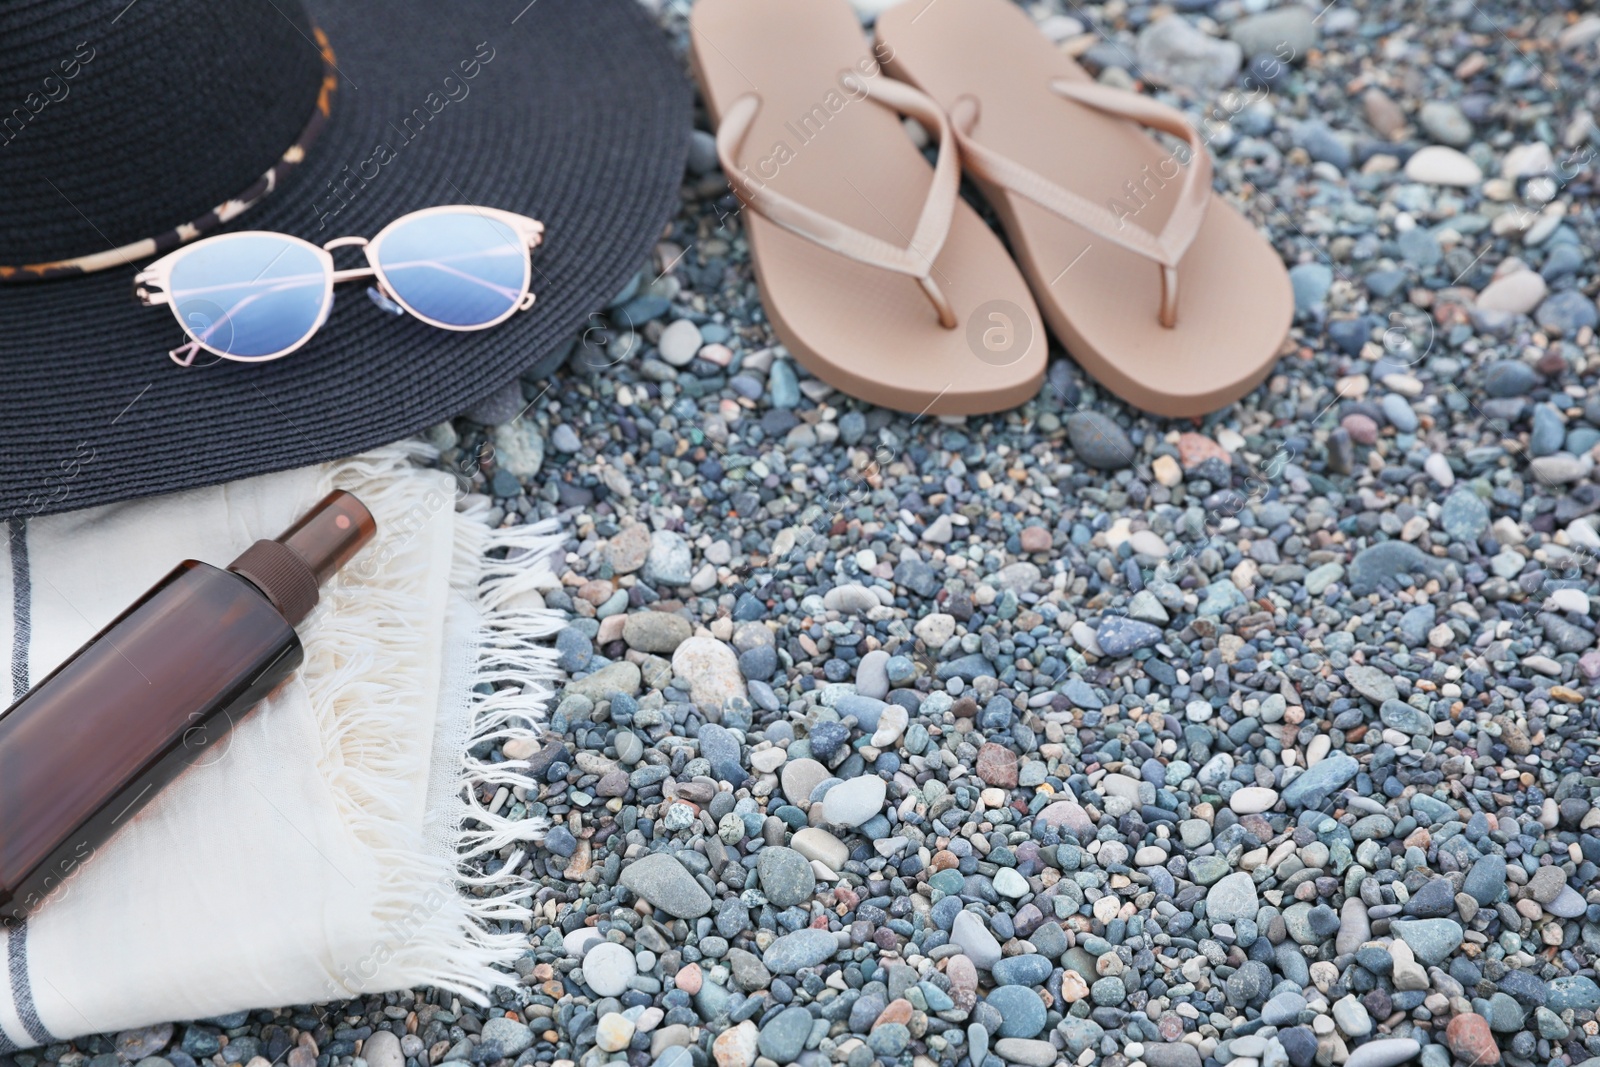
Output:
[
  {"xmin": 950, "ymin": 80, "xmax": 1213, "ymax": 329},
  {"xmin": 715, "ymin": 72, "xmax": 961, "ymax": 328}
]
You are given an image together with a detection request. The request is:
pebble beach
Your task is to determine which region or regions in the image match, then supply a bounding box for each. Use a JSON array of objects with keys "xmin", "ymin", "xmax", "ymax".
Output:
[{"xmin": 17, "ymin": 3, "xmax": 1600, "ymax": 1067}]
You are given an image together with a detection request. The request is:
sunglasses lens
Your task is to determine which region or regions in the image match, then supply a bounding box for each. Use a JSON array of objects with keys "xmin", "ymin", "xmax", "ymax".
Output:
[
  {"xmin": 167, "ymin": 236, "xmax": 328, "ymax": 358},
  {"xmin": 375, "ymin": 212, "xmax": 526, "ymax": 327}
]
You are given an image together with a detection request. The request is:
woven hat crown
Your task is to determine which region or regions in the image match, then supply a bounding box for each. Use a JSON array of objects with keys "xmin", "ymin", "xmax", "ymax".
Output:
[{"xmin": 0, "ymin": 0, "xmax": 324, "ymax": 264}]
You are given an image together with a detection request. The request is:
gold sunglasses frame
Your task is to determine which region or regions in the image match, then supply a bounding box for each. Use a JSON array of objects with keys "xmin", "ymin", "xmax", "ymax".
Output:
[{"xmin": 134, "ymin": 205, "xmax": 545, "ymax": 366}]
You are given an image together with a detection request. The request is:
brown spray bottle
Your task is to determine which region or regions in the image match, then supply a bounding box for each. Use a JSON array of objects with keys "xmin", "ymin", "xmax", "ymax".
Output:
[{"xmin": 0, "ymin": 490, "xmax": 375, "ymax": 924}]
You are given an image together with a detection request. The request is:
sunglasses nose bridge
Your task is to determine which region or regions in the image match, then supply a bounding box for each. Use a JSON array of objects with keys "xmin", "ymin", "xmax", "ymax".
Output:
[{"xmin": 323, "ymin": 235, "xmax": 377, "ymax": 284}]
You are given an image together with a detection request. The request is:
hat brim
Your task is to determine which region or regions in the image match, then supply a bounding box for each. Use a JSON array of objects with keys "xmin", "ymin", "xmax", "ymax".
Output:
[{"xmin": 0, "ymin": 0, "xmax": 689, "ymax": 518}]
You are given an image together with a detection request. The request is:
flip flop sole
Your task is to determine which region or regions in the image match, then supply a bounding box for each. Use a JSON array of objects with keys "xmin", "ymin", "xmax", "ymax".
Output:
[
  {"xmin": 691, "ymin": 0, "xmax": 1047, "ymax": 416},
  {"xmin": 878, "ymin": 0, "xmax": 1293, "ymax": 418}
]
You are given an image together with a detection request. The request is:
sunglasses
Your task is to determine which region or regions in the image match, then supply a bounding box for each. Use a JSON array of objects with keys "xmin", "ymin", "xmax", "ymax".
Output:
[{"xmin": 134, "ymin": 205, "xmax": 544, "ymax": 366}]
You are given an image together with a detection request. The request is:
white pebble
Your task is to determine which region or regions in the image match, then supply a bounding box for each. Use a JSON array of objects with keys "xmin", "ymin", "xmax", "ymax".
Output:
[
  {"xmin": 1424, "ymin": 453, "xmax": 1455, "ymax": 488},
  {"xmin": 1230, "ymin": 787, "xmax": 1280, "ymax": 815},
  {"xmin": 582, "ymin": 941, "xmax": 637, "ymax": 997},
  {"xmin": 1547, "ymin": 588, "xmax": 1591, "ymax": 614},
  {"xmin": 821, "ymin": 775, "xmax": 887, "ymax": 827},
  {"xmin": 914, "ymin": 612, "xmax": 956, "ymax": 647},
  {"xmin": 1475, "ymin": 269, "xmax": 1547, "ymax": 314},
  {"xmin": 595, "ymin": 1014, "xmax": 635, "ymax": 1053},
  {"xmin": 870, "ymin": 703, "xmax": 909, "ymax": 747},
  {"xmin": 656, "ymin": 318, "xmax": 703, "ymax": 367},
  {"xmin": 1404, "ymin": 145, "xmax": 1484, "ymax": 186},
  {"xmin": 1128, "ymin": 530, "xmax": 1170, "ymax": 558},
  {"xmin": 749, "ymin": 746, "xmax": 787, "ymax": 773}
]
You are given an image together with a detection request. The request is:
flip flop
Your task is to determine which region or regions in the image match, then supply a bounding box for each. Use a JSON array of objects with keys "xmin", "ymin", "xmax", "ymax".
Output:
[
  {"xmin": 876, "ymin": 0, "xmax": 1293, "ymax": 417},
  {"xmin": 689, "ymin": 0, "xmax": 1046, "ymax": 416}
]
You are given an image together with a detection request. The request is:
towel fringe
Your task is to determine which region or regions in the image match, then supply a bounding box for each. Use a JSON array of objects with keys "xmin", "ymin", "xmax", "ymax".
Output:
[{"xmin": 301, "ymin": 444, "xmax": 563, "ymax": 1006}]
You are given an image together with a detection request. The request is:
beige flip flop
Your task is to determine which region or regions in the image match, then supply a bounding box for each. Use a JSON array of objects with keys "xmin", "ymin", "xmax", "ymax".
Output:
[
  {"xmin": 690, "ymin": 0, "xmax": 1046, "ymax": 416},
  {"xmin": 876, "ymin": 0, "xmax": 1293, "ymax": 417}
]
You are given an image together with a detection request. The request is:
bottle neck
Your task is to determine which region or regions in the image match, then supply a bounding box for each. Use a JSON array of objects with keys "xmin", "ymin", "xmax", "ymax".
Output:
[{"xmin": 225, "ymin": 491, "xmax": 376, "ymax": 625}]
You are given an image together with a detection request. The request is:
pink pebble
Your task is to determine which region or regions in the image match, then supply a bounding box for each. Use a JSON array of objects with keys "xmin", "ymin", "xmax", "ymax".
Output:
[{"xmin": 1341, "ymin": 413, "xmax": 1379, "ymax": 445}]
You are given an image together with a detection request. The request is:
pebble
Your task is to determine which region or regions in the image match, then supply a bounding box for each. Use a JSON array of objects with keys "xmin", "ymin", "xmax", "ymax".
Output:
[
  {"xmin": 992, "ymin": 867, "xmax": 1029, "ymax": 899},
  {"xmin": 1445, "ymin": 1013, "xmax": 1499, "ymax": 1066},
  {"xmin": 854, "ymin": 648, "xmax": 890, "ymax": 699},
  {"xmin": 1345, "ymin": 1038, "xmax": 1421, "ymax": 1067},
  {"xmin": 1228, "ymin": 786, "xmax": 1278, "ymax": 814},
  {"xmin": 986, "ymin": 986, "xmax": 1046, "ymax": 1039},
  {"xmin": 1404, "ymin": 145, "xmax": 1483, "ymax": 185},
  {"xmin": 1530, "ymin": 403, "xmax": 1564, "ymax": 457},
  {"xmin": 602, "ymin": 524, "xmax": 650, "ymax": 573},
  {"xmin": 1463, "ymin": 854, "xmax": 1508, "ymax": 904},
  {"xmin": 781, "ymin": 759, "xmax": 829, "ymax": 806},
  {"xmin": 618, "ymin": 853, "xmax": 713, "ymax": 918},
  {"xmin": 819, "ymin": 774, "xmax": 886, "ymax": 827},
  {"xmin": 756, "ymin": 846, "xmax": 816, "ymax": 907},
  {"xmin": 1536, "ymin": 289, "xmax": 1599, "ymax": 335},
  {"xmin": 594, "ymin": 1013, "xmax": 634, "ymax": 1054},
  {"xmin": 755, "ymin": 1006, "xmax": 811, "ymax": 1064},
  {"xmin": 789, "ymin": 827, "xmax": 848, "ymax": 871},
  {"xmin": 1095, "ymin": 616, "xmax": 1163, "ymax": 656},
  {"xmin": 762, "ymin": 929, "xmax": 838, "ymax": 974},
  {"xmin": 117, "ymin": 1026, "xmax": 174, "ymax": 1062},
  {"xmin": 642, "ymin": 529, "xmax": 692, "ymax": 586},
  {"xmin": 698, "ymin": 722, "xmax": 745, "ymax": 783},
  {"xmin": 1476, "ymin": 270, "xmax": 1547, "ymax": 314},
  {"xmin": 992, "ymin": 1039, "xmax": 1058, "ymax": 1067},
  {"xmin": 623, "ymin": 610, "xmax": 692, "ymax": 653},
  {"xmin": 712, "ymin": 1021, "xmax": 759, "ymax": 1067},
  {"xmin": 950, "ymin": 910, "xmax": 1003, "ymax": 969},
  {"xmin": 1423, "ymin": 453, "xmax": 1455, "ymax": 487},
  {"xmin": 1482, "ymin": 359, "xmax": 1539, "ymax": 398},
  {"xmin": 1528, "ymin": 864, "xmax": 1567, "ymax": 903},
  {"xmin": 1282, "ymin": 752, "xmax": 1359, "ymax": 807},
  {"xmin": 358, "ymin": 1032, "xmax": 402, "ymax": 1067},
  {"xmin": 656, "ymin": 319, "xmax": 703, "ymax": 367},
  {"xmin": 1290, "ymin": 263, "xmax": 1334, "ymax": 313},
  {"xmin": 1381, "ymin": 393, "xmax": 1417, "ymax": 432},
  {"xmin": 1347, "ymin": 541, "xmax": 1442, "ymax": 595},
  {"xmin": 1066, "ymin": 411, "xmax": 1134, "ymax": 470},
  {"xmin": 1332, "ymin": 995, "xmax": 1372, "ymax": 1038},
  {"xmin": 1418, "ymin": 101, "xmax": 1473, "ymax": 146},
  {"xmin": 671, "ymin": 636, "xmax": 746, "ymax": 714},
  {"xmin": 1143, "ymin": 1045, "xmax": 1201, "ymax": 1067},
  {"xmin": 1391, "ymin": 918, "xmax": 1464, "ymax": 965},
  {"xmin": 582, "ymin": 941, "xmax": 637, "ymax": 998},
  {"xmin": 1135, "ymin": 15, "xmax": 1242, "ymax": 91},
  {"xmin": 991, "ymin": 955, "xmax": 1052, "ymax": 987},
  {"xmin": 1440, "ymin": 489, "xmax": 1489, "ymax": 543},
  {"xmin": 1344, "ymin": 663, "xmax": 1398, "ymax": 703},
  {"xmin": 1230, "ymin": 6, "xmax": 1316, "ymax": 57},
  {"xmin": 914, "ymin": 612, "xmax": 956, "ymax": 647},
  {"xmin": 488, "ymin": 420, "xmax": 543, "ymax": 478},
  {"xmin": 1549, "ymin": 976, "xmax": 1600, "ymax": 1012},
  {"xmin": 1206, "ymin": 871, "xmax": 1259, "ymax": 924}
]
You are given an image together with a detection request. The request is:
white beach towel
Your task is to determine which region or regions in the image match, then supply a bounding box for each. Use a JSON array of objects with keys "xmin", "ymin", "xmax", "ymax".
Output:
[{"xmin": 0, "ymin": 445, "xmax": 559, "ymax": 1049}]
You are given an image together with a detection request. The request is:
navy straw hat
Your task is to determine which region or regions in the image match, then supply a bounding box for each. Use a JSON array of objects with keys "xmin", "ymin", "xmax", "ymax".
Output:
[{"xmin": 0, "ymin": 0, "xmax": 690, "ymax": 516}]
